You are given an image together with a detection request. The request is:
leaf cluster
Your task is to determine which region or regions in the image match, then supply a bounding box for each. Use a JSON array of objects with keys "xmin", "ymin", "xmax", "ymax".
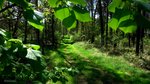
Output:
[
  {"xmin": 0, "ymin": 0, "xmax": 44, "ymax": 31},
  {"xmin": 108, "ymin": 0, "xmax": 150, "ymax": 33},
  {"xmin": 48, "ymin": 0, "xmax": 92, "ymax": 30},
  {"xmin": 0, "ymin": 29, "xmax": 47, "ymax": 82}
]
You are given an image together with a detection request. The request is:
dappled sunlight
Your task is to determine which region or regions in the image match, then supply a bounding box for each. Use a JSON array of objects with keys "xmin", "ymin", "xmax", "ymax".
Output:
[
  {"xmin": 46, "ymin": 42, "xmax": 150, "ymax": 84},
  {"xmin": 1, "ymin": 0, "xmax": 150, "ymax": 83}
]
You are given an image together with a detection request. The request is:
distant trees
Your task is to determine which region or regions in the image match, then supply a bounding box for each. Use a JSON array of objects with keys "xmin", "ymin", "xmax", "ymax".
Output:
[{"xmin": 108, "ymin": 0, "xmax": 150, "ymax": 55}]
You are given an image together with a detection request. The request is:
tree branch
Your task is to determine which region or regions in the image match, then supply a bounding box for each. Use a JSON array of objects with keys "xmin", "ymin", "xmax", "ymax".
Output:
[{"xmin": 0, "ymin": 4, "xmax": 16, "ymax": 13}]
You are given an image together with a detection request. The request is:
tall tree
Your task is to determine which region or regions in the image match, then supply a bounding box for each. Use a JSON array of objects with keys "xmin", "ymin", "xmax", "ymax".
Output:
[
  {"xmin": 51, "ymin": 13, "xmax": 56, "ymax": 48},
  {"xmin": 98, "ymin": 0, "xmax": 105, "ymax": 46},
  {"xmin": 23, "ymin": 20, "xmax": 28, "ymax": 43},
  {"xmin": 105, "ymin": 0, "xmax": 110, "ymax": 47},
  {"xmin": 35, "ymin": 0, "xmax": 40, "ymax": 45}
]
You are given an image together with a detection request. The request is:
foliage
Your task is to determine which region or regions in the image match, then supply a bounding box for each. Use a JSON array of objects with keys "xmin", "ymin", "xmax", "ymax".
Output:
[
  {"xmin": 6, "ymin": 0, "xmax": 44, "ymax": 31},
  {"xmin": 48, "ymin": 0, "xmax": 92, "ymax": 30},
  {"xmin": 0, "ymin": 29, "xmax": 47, "ymax": 82},
  {"xmin": 0, "ymin": 0, "xmax": 92, "ymax": 83},
  {"xmin": 0, "ymin": 0, "xmax": 5, "ymax": 9},
  {"xmin": 0, "ymin": 29, "xmax": 76, "ymax": 83},
  {"xmin": 23, "ymin": 9, "xmax": 44, "ymax": 31},
  {"xmin": 108, "ymin": 0, "xmax": 150, "ymax": 33},
  {"xmin": 1, "ymin": 0, "xmax": 150, "ymax": 83},
  {"xmin": 62, "ymin": 35, "xmax": 74, "ymax": 44}
]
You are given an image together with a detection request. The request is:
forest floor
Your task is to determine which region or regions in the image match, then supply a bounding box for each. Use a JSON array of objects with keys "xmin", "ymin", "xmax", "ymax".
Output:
[{"xmin": 45, "ymin": 42, "xmax": 150, "ymax": 84}]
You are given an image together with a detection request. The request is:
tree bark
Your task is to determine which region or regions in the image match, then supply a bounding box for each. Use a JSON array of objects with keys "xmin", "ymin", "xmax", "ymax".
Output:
[
  {"xmin": 51, "ymin": 14, "xmax": 55, "ymax": 48},
  {"xmin": 98, "ymin": 0, "xmax": 105, "ymax": 46},
  {"xmin": 136, "ymin": 27, "xmax": 140, "ymax": 56},
  {"xmin": 105, "ymin": 1, "xmax": 109, "ymax": 48},
  {"xmin": 90, "ymin": 0, "xmax": 95, "ymax": 43},
  {"xmin": 23, "ymin": 20, "xmax": 28, "ymax": 44},
  {"xmin": 140, "ymin": 28, "xmax": 144, "ymax": 53},
  {"xmin": 128, "ymin": 34, "xmax": 131, "ymax": 47},
  {"xmin": 35, "ymin": 0, "xmax": 41, "ymax": 45}
]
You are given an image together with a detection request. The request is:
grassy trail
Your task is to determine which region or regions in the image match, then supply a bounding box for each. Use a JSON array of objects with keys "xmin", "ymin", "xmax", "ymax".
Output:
[{"xmin": 47, "ymin": 42, "xmax": 150, "ymax": 84}]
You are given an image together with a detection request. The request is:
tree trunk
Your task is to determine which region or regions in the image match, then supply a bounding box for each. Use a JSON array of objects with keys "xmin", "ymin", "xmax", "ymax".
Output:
[
  {"xmin": 51, "ymin": 14, "xmax": 55, "ymax": 48},
  {"xmin": 105, "ymin": 1, "xmax": 109, "ymax": 48},
  {"xmin": 23, "ymin": 20, "xmax": 28, "ymax": 44},
  {"xmin": 41, "ymin": 20, "xmax": 47, "ymax": 55},
  {"xmin": 140, "ymin": 11, "xmax": 146, "ymax": 53},
  {"xmin": 90, "ymin": 0, "xmax": 95, "ymax": 43},
  {"xmin": 98, "ymin": 0, "xmax": 105, "ymax": 46},
  {"xmin": 35, "ymin": 0, "xmax": 40, "ymax": 45},
  {"xmin": 140, "ymin": 28, "xmax": 144, "ymax": 53},
  {"xmin": 136, "ymin": 27, "xmax": 140, "ymax": 56},
  {"xmin": 128, "ymin": 34, "xmax": 131, "ymax": 47}
]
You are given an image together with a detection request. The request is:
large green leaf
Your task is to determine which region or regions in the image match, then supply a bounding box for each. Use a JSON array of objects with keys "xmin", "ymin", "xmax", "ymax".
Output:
[
  {"xmin": 26, "ymin": 44, "xmax": 40, "ymax": 50},
  {"xmin": 108, "ymin": 0, "xmax": 123, "ymax": 13},
  {"xmin": 54, "ymin": 7, "xmax": 71, "ymax": 21},
  {"xmin": 48, "ymin": 0, "xmax": 61, "ymax": 7},
  {"xmin": 69, "ymin": 0, "xmax": 86, "ymax": 6},
  {"xmin": 108, "ymin": 18, "xmax": 119, "ymax": 30},
  {"xmin": 30, "ymin": 44, "xmax": 40, "ymax": 50},
  {"xmin": 26, "ymin": 48, "xmax": 42, "ymax": 60},
  {"xmin": 34, "ymin": 10, "xmax": 44, "ymax": 20},
  {"xmin": 8, "ymin": 39, "xmax": 23, "ymax": 45},
  {"xmin": 7, "ymin": 39, "xmax": 24, "ymax": 54},
  {"xmin": 8, "ymin": 39, "xmax": 23, "ymax": 51},
  {"xmin": 117, "ymin": 9, "xmax": 132, "ymax": 24},
  {"xmin": 109, "ymin": 8, "xmax": 137, "ymax": 33},
  {"xmin": 23, "ymin": 9, "xmax": 44, "ymax": 31},
  {"xmin": 73, "ymin": 6, "xmax": 92, "ymax": 22},
  {"xmin": 108, "ymin": 9, "xmax": 132, "ymax": 30},
  {"xmin": 8, "ymin": 0, "xmax": 28, "ymax": 9},
  {"xmin": 62, "ymin": 11, "xmax": 76, "ymax": 30},
  {"xmin": 119, "ymin": 20, "xmax": 137, "ymax": 33},
  {"xmin": 0, "ymin": 29, "xmax": 11, "ymax": 39},
  {"xmin": 0, "ymin": 28, "xmax": 6, "ymax": 37}
]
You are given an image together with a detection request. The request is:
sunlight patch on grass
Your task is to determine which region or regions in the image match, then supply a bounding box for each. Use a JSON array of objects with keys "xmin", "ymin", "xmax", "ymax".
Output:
[
  {"xmin": 64, "ymin": 42, "xmax": 150, "ymax": 81},
  {"xmin": 46, "ymin": 42, "xmax": 150, "ymax": 83}
]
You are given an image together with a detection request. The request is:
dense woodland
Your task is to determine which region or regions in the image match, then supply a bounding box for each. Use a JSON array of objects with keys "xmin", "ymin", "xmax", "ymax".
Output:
[{"xmin": 1, "ymin": 0, "xmax": 150, "ymax": 84}]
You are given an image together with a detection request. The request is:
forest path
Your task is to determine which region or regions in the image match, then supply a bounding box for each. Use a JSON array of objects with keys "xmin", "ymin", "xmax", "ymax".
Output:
[{"xmin": 49, "ymin": 42, "xmax": 150, "ymax": 84}]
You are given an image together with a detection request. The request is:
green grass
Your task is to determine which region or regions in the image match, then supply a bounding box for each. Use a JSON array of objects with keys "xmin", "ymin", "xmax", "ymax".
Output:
[{"xmin": 45, "ymin": 42, "xmax": 150, "ymax": 84}]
